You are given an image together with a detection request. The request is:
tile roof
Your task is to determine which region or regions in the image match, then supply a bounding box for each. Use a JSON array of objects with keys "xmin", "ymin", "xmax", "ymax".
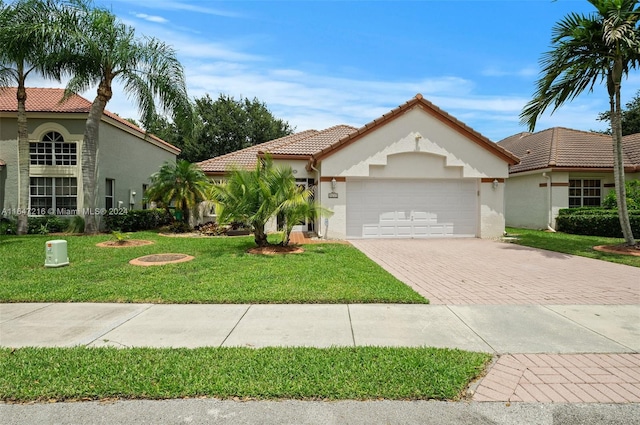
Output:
[
  {"xmin": 198, "ymin": 94, "xmax": 519, "ymax": 174},
  {"xmin": 497, "ymin": 127, "xmax": 640, "ymax": 173},
  {"xmin": 0, "ymin": 87, "xmax": 179, "ymax": 153},
  {"xmin": 197, "ymin": 127, "xmax": 358, "ymax": 173}
]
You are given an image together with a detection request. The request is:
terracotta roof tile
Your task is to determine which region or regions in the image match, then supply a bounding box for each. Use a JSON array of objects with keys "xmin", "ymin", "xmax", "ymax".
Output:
[
  {"xmin": 0, "ymin": 87, "xmax": 179, "ymax": 153},
  {"xmin": 197, "ymin": 130, "xmax": 321, "ymax": 173},
  {"xmin": 497, "ymin": 127, "xmax": 640, "ymax": 173}
]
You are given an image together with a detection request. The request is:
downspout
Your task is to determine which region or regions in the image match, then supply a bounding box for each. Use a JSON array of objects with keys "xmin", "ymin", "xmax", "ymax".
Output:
[
  {"xmin": 543, "ymin": 172, "xmax": 556, "ymax": 232},
  {"xmin": 309, "ymin": 159, "xmax": 324, "ymax": 239}
]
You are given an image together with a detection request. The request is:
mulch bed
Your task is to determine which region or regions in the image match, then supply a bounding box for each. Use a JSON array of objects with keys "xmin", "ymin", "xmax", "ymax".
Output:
[
  {"xmin": 129, "ymin": 253, "xmax": 195, "ymax": 266},
  {"xmin": 593, "ymin": 244, "xmax": 640, "ymax": 257},
  {"xmin": 247, "ymin": 245, "xmax": 304, "ymax": 255},
  {"xmin": 96, "ymin": 240, "xmax": 154, "ymax": 248}
]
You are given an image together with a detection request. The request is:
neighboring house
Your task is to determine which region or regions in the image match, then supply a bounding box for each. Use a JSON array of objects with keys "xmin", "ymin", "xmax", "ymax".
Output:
[
  {"xmin": 497, "ymin": 127, "xmax": 640, "ymax": 230},
  {"xmin": 0, "ymin": 87, "xmax": 179, "ymax": 225},
  {"xmin": 199, "ymin": 94, "xmax": 519, "ymax": 240}
]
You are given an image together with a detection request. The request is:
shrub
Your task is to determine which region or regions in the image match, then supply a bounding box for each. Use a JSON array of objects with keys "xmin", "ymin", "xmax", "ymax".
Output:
[
  {"xmin": 556, "ymin": 208, "xmax": 640, "ymax": 237},
  {"xmin": 65, "ymin": 216, "xmax": 85, "ymax": 234},
  {"xmin": 0, "ymin": 217, "xmax": 16, "ymax": 235},
  {"xmin": 104, "ymin": 209, "xmax": 173, "ymax": 232},
  {"xmin": 603, "ymin": 179, "xmax": 640, "ymax": 209},
  {"xmin": 27, "ymin": 215, "xmax": 68, "ymax": 234}
]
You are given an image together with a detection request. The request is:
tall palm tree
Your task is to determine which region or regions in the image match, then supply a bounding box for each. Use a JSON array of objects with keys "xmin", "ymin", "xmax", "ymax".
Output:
[
  {"xmin": 521, "ymin": 0, "xmax": 639, "ymax": 246},
  {"xmin": 145, "ymin": 160, "xmax": 210, "ymax": 225},
  {"xmin": 0, "ymin": 0, "xmax": 72, "ymax": 234},
  {"xmin": 62, "ymin": 2, "xmax": 192, "ymax": 234}
]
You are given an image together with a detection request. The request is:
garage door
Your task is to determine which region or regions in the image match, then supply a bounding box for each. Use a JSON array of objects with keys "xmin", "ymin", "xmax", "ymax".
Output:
[{"xmin": 346, "ymin": 179, "xmax": 478, "ymax": 238}]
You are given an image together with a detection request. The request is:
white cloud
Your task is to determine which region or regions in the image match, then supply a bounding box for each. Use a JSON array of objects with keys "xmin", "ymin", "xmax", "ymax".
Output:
[
  {"xmin": 133, "ymin": 13, "xmax": 168, "ymax": 24},
  {"xmin": 108, "ymin": 0, "xmax": 243, "ymax": 18}
]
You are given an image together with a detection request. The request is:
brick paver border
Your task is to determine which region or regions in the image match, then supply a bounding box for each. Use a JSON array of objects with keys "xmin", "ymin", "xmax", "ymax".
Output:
[{"xmin": 472, "ymin": 354, "xmax": 640, "ymax": 403}]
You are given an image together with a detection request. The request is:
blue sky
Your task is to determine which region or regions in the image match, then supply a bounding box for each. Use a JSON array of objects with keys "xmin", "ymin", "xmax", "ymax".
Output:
[{"xmin": 41, "ymin": 0, "xmax": 640, "ymax": 141}]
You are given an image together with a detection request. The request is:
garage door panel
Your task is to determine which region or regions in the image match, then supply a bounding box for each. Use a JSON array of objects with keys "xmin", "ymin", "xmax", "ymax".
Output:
[{"xmin": 346, "ymin": 178, "xmax": 477, "ymax": 238}]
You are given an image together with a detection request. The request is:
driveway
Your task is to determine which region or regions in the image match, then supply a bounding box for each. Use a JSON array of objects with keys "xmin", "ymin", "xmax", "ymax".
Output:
[{"xmin": 349, "ymin": 238, "xmax": 640, "ymax": 305}]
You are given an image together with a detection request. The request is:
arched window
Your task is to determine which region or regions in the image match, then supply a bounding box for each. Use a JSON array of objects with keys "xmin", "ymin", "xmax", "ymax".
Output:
[{"xmin": 30, "ymin": 131, "xmax": 77, "ymax": 165}]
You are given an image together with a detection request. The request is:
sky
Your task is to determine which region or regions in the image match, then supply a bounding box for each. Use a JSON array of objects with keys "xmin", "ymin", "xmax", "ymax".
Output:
[{"xmin": 31, "ymin": 0, "xmax": 640, "ymax": 141}]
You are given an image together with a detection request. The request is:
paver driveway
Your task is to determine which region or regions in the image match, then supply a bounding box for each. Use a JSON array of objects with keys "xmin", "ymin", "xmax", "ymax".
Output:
[{"xmin": 349, "ymin": 238, "xmax": 639, "ymax": 305}]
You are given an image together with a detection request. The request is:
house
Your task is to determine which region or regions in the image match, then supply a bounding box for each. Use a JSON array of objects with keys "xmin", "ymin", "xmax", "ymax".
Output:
[
  {"xmin": 198, "ymin": 94, "xmax": 519, "ymax": 240},
  {"xmin": 0, "ymin": 87, "xmax": 179, "ymax": 224},
  {"xmin": 497, "ymin": 127, "xmax": 640, "ymax": 230}
]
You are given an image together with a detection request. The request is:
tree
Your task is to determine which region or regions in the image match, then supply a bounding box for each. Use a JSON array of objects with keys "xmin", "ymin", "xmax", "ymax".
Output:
[
  {"xmin": 208, "ymin": 157, "xmax": 327, "ymax": 247},
  {"xmin": 0, "ymin": 0, "xmax": 73, "ymax": 234},
  {"xmin": 185, "ymin": 94, "xmax": 294, "ymax": 163},
  {"xmin": 145, "ymin": 160, "xmax": 210, "ymax": 225},
  {"xmin": 520, "ymin": 0, "xmax": 639, "ymax": 246},
  {"xmin": 598, "ymin": 89, "xmax": 640, "ymax": 134},
  {"xmin": 62, "ymin": 1, "xmax": 192, "ymax": 234}
]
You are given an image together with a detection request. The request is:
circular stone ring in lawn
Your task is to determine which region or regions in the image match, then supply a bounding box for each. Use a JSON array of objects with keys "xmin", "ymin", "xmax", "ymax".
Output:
[
  {"xmin": 129, "ymin": 253, "xmax": 195, "ymax": 266},
  {"xmin": 96, "ymin": 240, "xmax": 154, "ymax": 248}
]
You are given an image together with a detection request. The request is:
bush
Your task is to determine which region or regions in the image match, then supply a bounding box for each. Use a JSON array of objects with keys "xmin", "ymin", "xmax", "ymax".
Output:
[
  {"xmin": 104, "ymin": 209, "xmax": 173, "ymax": 232},
  {"xmin": 603, "ymin": 179, "xmax": 640, "ymax": 209},
  {"xmin": 556, "ymin": 208, "xmax": 640, "ymax": 237},
  {"xmin": 0, "ymin": 217, "xmax": 16, "ymax": 235},
  {"xmin": 65, "ymin": 216, "xmax": 85, "ymax": 234},
  {"xmin": 27, "ymin": 215, "xmax": 68, "ymax": 235}
]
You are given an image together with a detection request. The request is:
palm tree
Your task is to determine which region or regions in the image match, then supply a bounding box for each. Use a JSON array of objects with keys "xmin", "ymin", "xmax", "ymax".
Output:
[
  {"xmin": 209, "ymin": 157, "xmax": 331, "ymax": 247},
  {"xmin": 0, "ymin": 0, "xmax": 72, "ymax": 234},
  {"xmin": 521, "ymin": 0, "xmax": 639, "ymax": 246},
  {"xmin": 145, "ymin": 160, "xmax": 210, "ymax": 225},
  {"xmin": 62, "ymin": 2, "xmax": 192, "ymax": 234}
]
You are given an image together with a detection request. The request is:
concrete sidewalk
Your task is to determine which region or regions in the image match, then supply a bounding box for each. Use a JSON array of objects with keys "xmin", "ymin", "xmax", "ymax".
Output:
[
  {"xmin": 2, "ymin": 302, "xmax": 639, "ymax": 404},
  {"xmin": 1, "ymin": 303, "xmax": 638, "ymax": 352}
]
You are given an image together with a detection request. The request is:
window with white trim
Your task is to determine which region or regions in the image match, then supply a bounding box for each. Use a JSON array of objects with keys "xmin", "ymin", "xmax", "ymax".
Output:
[
  {"xmin": 105, "ymin": 179, "xmax": 115, "ymax": 210},
  {"xmin": 29, "ymin": 131, "xmax": 77, "ymax": 165},
  {"xmin": 569, "ymin": 179, "xmax": 601, "ymax": 207},
  {"xmin": 29, "ymin": 177, "xmax": 77, "ymax": 214}
]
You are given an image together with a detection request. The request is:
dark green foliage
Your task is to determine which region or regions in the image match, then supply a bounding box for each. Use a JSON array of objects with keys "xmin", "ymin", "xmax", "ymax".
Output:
[
  {"xmin": 27, "ymin": 215, "xmax": 67, "ymax": 234},
  {"xmin": 603, "ymin": 180, "xmax": 640, "ymax": 209},
  {"xmin": 65, "ymin": 215, "xmax": 85, "ymax": 233},
  {"xmin": 598, "ymin": 90, "xmax": 640, "ymax": 135},
  {"xmin": 180, "ymin": 94, "xmax": 294, "ymax": 162},
  {"xmin": 0, "ymin": 217, "xmax": 16, "ymax": 234},
  {"xmin": 556, "ymin": 208, "xmax": 640, "ymax": 237},
  {"xmin": 104, "ymin": 209, "xmax": 173, "ymax": 232}
]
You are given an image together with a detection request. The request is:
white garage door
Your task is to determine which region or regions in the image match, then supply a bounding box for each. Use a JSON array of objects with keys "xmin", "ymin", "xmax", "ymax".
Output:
[{"xmin": 346, "ymin": 179, "xmax": 478, "ymax": 238}]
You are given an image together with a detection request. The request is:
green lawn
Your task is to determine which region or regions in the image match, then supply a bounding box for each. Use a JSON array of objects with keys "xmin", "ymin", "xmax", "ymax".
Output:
[
  {"xmin": 0, "ymin": 346, "xmax": 490, "ymax": 402},
  {"xmin": 0, "ymin": 232, "xmax": 426, "ymax": 303},
  {"xmin": 506, "ymin": 227, "xmax": 640, "ymax": 267}
]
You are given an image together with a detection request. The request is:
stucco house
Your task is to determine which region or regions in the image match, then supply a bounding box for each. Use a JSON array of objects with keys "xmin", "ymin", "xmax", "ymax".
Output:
[
  {"xmin": 0, "ymin": 87, "xmax": 179, "ymax": 224},
  {"xmin": 198, "ymin": 94, "xmax": 519, "ymax": 240},
  {"xmin": 497, "ymin": 127, "xmax": 640, "ymax": 230}
]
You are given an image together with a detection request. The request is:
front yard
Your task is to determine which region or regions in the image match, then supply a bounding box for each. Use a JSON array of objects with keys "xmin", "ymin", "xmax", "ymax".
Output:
[{"xmin": 0, "ymin": 232, "xmax": 426, "ymax": 304}]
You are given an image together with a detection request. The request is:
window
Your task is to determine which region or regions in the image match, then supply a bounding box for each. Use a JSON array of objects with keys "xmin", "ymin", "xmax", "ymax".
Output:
[
  {"xmin": 569, "ymin": 179, "xmax": 601, "ymax": 207},
  {"xmin": 30, "ymin": 131, "xmax": 77, "ymax": 165},
  {"xmin": 142, "ymin": 184, "xmax": 148, "ymax": 210},
  {"xmin": 105, "ymin": 179, "xmax": 115, "ymax": 210},
  {"xmin": 29, "ymin": 177, "xmax": 77, "ymax": 214}
]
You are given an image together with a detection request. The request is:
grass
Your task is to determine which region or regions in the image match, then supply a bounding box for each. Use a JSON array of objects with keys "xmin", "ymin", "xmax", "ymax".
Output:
[
  {"xmin": 0, "ymin": 346, "xmax": 490, "ymax": 402},
  {"xmin": 506, "ymin": 227, "xmax": 640, "ymax": 267},
  {"xmin": 0, "ymin": 232, "xmax": 426, "ymax": 304}
]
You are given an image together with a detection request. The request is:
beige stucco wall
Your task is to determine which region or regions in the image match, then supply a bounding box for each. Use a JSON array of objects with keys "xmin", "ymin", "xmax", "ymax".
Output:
[
  {"xmin": 0, "ymin": 114, "xmax": 177, "ymax": 227},
  {"xmin": 504, "ymin": 170, "xmax": 640, "ymax": 230},
  {"xmin": 319, "ymin": 107, "xmax": 510, "ymax": 239}
]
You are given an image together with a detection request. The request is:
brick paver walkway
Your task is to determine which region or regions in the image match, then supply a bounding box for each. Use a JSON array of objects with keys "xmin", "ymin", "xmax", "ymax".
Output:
[
  {"xmin": 350, "ymin": 239, "xmax": 639, "ymax": 305},
  {"xmin": 473, "ymin": 354, "xmax": 640, "ymax": 403}
]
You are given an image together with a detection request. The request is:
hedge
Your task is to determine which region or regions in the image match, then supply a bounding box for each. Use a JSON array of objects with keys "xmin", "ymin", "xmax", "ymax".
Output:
[
  {"xmin": 104, "ymin": 209, "xmax": 173, "ymax": 232},
  {"xmin": 556, "ymin": 208, "xmax": 640, "ymax": 238}
]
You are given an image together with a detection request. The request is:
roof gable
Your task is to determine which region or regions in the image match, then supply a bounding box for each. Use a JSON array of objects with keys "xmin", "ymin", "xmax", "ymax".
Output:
[
  {"xmin": 497, "ymin": 127, "xmax": 640, "ymax": 173},
  {"xmin": 0, "ymin": 87, "xmax": 179, "ymax": 154},
  {"xmin": 312, "ymin": 94, "xmax": 519, "ymax": 166}
]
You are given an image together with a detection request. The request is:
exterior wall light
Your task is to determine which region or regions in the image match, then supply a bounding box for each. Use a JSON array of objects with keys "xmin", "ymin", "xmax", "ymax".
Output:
[
  {"xmin": 493, "ymin": 179, "xmax": 499, "ymax": 190},
  {"xmin": 331, "ymin": 178, "xmax": 337, "ymax": 191}
]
